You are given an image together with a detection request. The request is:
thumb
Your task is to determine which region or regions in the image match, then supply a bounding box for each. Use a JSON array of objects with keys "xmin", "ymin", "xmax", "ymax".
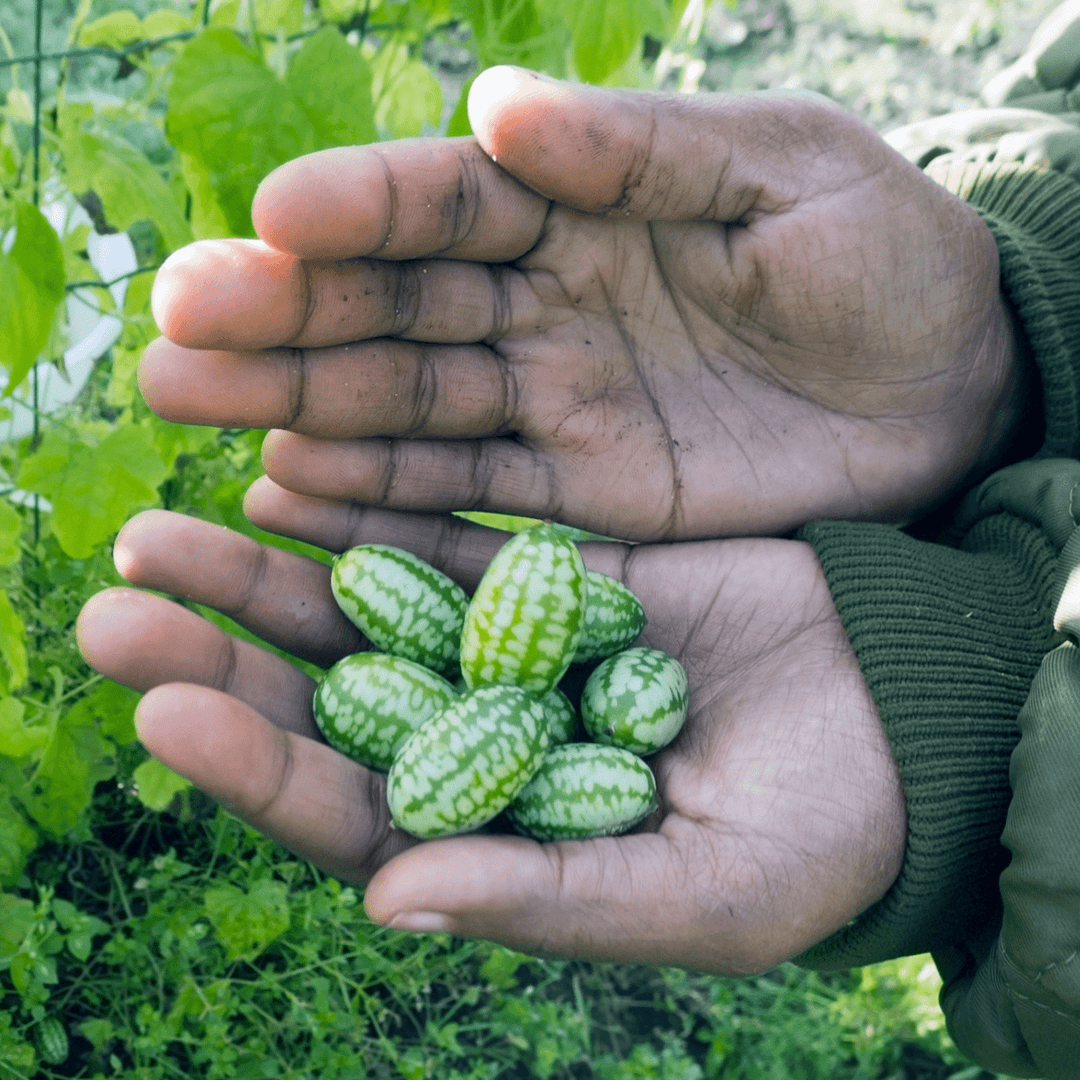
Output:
[
  {"xmin": 466, "ymin": 66, "xmax": 872, "ymax": 222},
  {"xmin": 363, "ymin": 831, "xmax": 794, "ymax": 974},
  {"xmin": 364, "ymin": 832, "xmax": 702, "ymax": 965}
]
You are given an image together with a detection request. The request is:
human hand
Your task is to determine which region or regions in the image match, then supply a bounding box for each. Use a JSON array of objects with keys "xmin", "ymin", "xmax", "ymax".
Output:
[
  {"xmin": 142, "ymin": 68, "xmax": 1028, "ymax": 541},
  {"xmin": 77, "ymin": 487, "xmax": 906, "ymax": 972}
]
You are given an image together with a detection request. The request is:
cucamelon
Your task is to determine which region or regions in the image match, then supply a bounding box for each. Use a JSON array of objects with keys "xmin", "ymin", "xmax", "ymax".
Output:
[
  {"xmin": 386, "ymin": 685, "xmax": 550, "ymax": 838},
  {"xmin": 506, "ymin": 743, "xmax": 658, "ymax": 840},
  {"xmin": 459, "ymin": 524, "xmax": 586, "ymax": 693},
  {"xmin": 36, "ymin": 1017, "xmax": 68, "ymax": 1066},
  {"xmin": 581, "ymin": 647, "xmax": 689, "ymax": 755},
  {"xmin": 331, "ymin": 544, "xmax": 468, "ymax": 674},
  {"xmin": 573, "ymin": 570, "xmax": 646, "ymax": 663},
  {"xmin": 541, "ymin": 685, "xmax": 578, "ymax": 745},
  {"xmin": 313, "ymin": 652, "xmax": 458, "ymax": 772}
]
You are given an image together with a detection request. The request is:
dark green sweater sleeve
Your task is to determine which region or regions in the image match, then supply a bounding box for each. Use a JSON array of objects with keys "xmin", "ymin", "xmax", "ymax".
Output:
[{"xmin": 791, "ymin": 93, "xmax": 1080, "ymax": 1077}]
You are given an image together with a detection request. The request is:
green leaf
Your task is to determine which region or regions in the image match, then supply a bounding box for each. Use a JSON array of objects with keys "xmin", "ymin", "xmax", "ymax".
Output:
[
  {"xmin": 105, "ymin": 344, "xmax": 143, "ymax": 409},
  {"xmin": 286, "ymin": 26, "xmax": 377, "ymax": 149},
  {"xmin": 78, "ymin": 10, "xmax": 144, "ymax": 48},
  {"xmin": 77, "ymin": 1018, "xmax": 115, "ymax": 1054},
  {"xmin": 0, "ymin": 892, "xmax": 35, "ymax": 964},
  {"xmin": 149, "ymin": 414, "xmax": 219, "ymax": 473},
  {"xmin": 572, "ymin": 0, "xmax": 644, "ymax": 84},
  {"xmin": 51, "ymin": 898, "xmax": 108, "ymax": 962},
  {"xmin": 17, "ymin": 423, "xmax": 169, "ymax": 560},
  {"xmin": 177, "ymin": 152, "xmax": 231, "ymax": 241},
  {"xmin": 167, "ymin": 29, "xmax": 319, "ymax": 237},
  {"xmin": 132, "ymin": 756, "xmax": 191, "ymax": 812},
  {"xmin": 0, "ymin": 500, "xmax": 21, "ymax": 567},
  {"xmin": 204, "ymin": 879, "xmax": 290, "ymax": 960},
  {"xmin": 25, "ymin": 705, "xmax": 115, "ymax": 837},
  {"xmin": 72, "ymin": 681, "xmax": 140, "ymax": 746},
  {"xmin": 252, "ymin": 0, "xmax": 305, "ymax": 37},
  {"xmin": 372, "ymin": 41, "xmax": 443, "ymax": 138},
  {"xmin": 0, "ymin": 698, "xmax": 45, "ymax": 759},
  {"xmin": 0, "ymin": 784, "xmax": 36, "ymax": 887},
  {"xmin": 446, "ymin": 75, "xmax": 475, "ymax": 137},
  {"xmin": 0, "ymin": 597, "xmax": 27, "ymax": 693},
  {"xmin": 320, "ymin": 0, "xmax": 367, "ymax": 22},
  {"xmin": 60, "ymin": 121, "xmax": 193, "ymax": 254},
  {"xmin": 464, "ymin": 0, "xmax": 543, "ymax": 58},
  {"xmin": 0, "ymin": 202, "xmax": 65, "ymax": 393},
  {"xmin": 478, "ymin": 946, "xmax": 526, "ymax": 989},
  {"xmin": 141, "ymin": 8, "xmax": 193, "ymax": 38}
]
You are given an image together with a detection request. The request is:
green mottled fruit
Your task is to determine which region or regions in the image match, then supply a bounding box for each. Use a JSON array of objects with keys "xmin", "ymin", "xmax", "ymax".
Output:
[
  {"xmin": 313, "ymin": 652, "xmax": 458, "ymax": 772},
  {"xmin": 506, "ymin": 743, "xmax": 658, "ymax": 841},
  {"xmin": 541, "ymin": 686, "xmax": 578, "ymax": 745},
  {"xmin": 573, "ymin": 570, "xmax": 646, "ymax": 663},
  {"xmin": 581, "ymin": 647, "xmax": 689, "ymax": 755},
  {"xmin": 331, "ymin": 544, "xmax": 468, "ymax": 674},
  {"xmin": 460, "ymin": 524, "xmax": 587, "ymax": 693},
  {"xmin": 387, "ymin": 685, "xmax": 550, "ymax": 839},
  {"xmin": 36, "ymin": 1017, "xmax": 68, "ymax": 1065}
]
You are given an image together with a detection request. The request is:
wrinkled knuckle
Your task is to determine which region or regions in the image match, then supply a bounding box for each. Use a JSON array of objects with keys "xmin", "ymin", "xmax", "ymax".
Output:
[
  {"xmin": 286, "ymin": 260, "xmax": 318, "ymax": 345},
  {"xmin": 232, "ymin": 541, "xmax": 272, "ymax": 620},
  {"xmin": 391, "ymin": 264, "xmax": 423, "ymax": 335},
  {"xmin": 446, "ymin": 153, "xmax": 482, "ymax": 250},
  {"xmin": 403, "ymin": 347, "xmax": 439, "ymax": 435},
  {"xmin": 210, "ymin": 636, "xmax": 241, "ymax": 697},
  {"xmin": 236, "ymin": 729, "xmax": 295, "ymax": 823},
  {"xmin": 376, "ymin": 440, "xmax": 401, "ymax": 506},
  {"xmin": 340, "ymin": 768, "xmax": 396, "ymax": 880},
  {"xmin": 279, "ymin": 348, "xmax": 308, "ymax": 430}
]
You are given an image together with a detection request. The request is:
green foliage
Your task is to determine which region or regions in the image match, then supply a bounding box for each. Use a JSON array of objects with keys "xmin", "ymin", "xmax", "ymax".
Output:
[
  {"xmin": 0, "ymin": 202, "xmax": 65, "ymax": 392},
  {"xmin": 17, "ymin": 421, "xmax": 171, "ymax": 559},
  {"xmin": 60, "ymin": 112, "xmax": 194, "ymax": 251}
]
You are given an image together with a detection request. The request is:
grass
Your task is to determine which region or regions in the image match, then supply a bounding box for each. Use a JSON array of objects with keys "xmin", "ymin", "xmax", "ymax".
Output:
[{"xmin": 5, "ymin": 800, "xmax": 993, "ymax": 1079}]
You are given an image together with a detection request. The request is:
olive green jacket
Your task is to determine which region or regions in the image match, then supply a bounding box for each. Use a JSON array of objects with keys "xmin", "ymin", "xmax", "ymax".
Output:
[{"xmin": 789, "ymin": 4, "xmax": 1080, "ymax": 1077}]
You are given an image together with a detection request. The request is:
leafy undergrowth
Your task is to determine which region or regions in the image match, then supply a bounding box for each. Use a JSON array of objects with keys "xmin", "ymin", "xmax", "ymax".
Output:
[{"xmin": 0, "ymin": 796, "xmax": 986, "ymax": 1080}]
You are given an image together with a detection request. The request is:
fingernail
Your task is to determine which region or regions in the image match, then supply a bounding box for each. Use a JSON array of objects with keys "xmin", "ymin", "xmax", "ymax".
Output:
[{"xmin": 387, "ymin": 911, "xmax": 450, "ymax": 934}]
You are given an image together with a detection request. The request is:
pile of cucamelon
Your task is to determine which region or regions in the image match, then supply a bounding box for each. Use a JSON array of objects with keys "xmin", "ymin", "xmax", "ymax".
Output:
[{"xmin": 312, "ymin": 524, "xmax": 689, "ymax": 841}]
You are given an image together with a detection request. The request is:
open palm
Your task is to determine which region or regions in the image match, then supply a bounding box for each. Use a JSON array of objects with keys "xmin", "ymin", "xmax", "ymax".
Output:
[
  {"xmin": 142, "ymin": 68, "xmax": 1026, "ymax": 541},
  {"xmin": 78, "ymin": 488, "xmax": 905, "ymax": 972}
]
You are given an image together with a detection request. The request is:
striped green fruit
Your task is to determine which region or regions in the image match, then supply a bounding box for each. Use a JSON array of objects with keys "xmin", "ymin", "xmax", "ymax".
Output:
[
  {"xmin": 387, "ymin": 685, "xmax": 550, "ymax": 839},
  {"xmin": 581, "ymin": 647, "xmax": 689, "ymax": 755},
  {"xmin": 573, "ymin": 570, "xmax": 646, "ymax": 664},
  {"xmin": 313, "ymin": 652, "xmax": 458, "ymax": 772},
  {"xmin": 36, "ymin": 1017, "xmax": 68, "ymax": 1066},
  {"xmin": 331, "ymin": 544, "xmax": 468, "ymax": 674},
  {"xmin": 506, "ymin": 743, "xmax": 658, "ymax": 841},
  {"xmin": 461, "ymin": 682, "xmax": 576, "ymax": 742},
  {"xmin": 460, "ymin": 524, "xmax": 586, "ymax": 693},
  {"xmin": 542, "ymin": 686, "xmax": 578, "ymax": 745}
]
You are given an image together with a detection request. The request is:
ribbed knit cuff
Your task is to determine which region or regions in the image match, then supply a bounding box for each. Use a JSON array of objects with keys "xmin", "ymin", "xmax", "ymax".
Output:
[
  {"xmin": 793, "ymin": 513, "xmax": 1059, "ymax": 970},
  {"xmin": 926, "ymin": 158, "xmax": 1080, "ymax": 460}
]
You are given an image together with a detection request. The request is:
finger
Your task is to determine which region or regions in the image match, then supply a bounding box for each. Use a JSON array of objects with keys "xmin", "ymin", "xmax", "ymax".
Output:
[
  {"xmin": 362, "ymin": 830, "xmax": 787, "ymax": 974},
  {"xmin": 76, "ymin": 588, "xmax": 320, "ymax": 738},
  {"xmin": 150, "ymin": 240, "xmax": 546, "ymax": 351},
  {"xmin": 251, "ymin": 139, "xmax": 549, "ymax": 262},
  {"xmin": 243, "ymin": 477, "xmax": 633, "ymax": 594},
  {"xmin": 244, "ymin": 476, "xmax": 522, "ymax": 592},
  {"xmin": 112, "ymin": 509, "xmax": 360, "ymax": 667},
  {"xmin": 468, "ymin": 66, "xmax": 877, "ymax": 220},
  {"xmin": 259, "ymin": 429, "xmax": 678, "ymax": 542},
  {"xmin": 138, "ymin": 337, "xmax": 519, "ymax": 439},
  {"xmin": 136, "ymin": 683, "xmax": 414, "ymax": 881},
  {"xmin": 259, "ymin": 429, "xmax": 580, "ymax": 526}
]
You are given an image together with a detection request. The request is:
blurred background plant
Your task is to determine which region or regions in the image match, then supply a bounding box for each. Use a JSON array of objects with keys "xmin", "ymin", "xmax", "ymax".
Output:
[{"xmin": 0, "ymin": 0, "xmax": 1056, "ymax": 1075}]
